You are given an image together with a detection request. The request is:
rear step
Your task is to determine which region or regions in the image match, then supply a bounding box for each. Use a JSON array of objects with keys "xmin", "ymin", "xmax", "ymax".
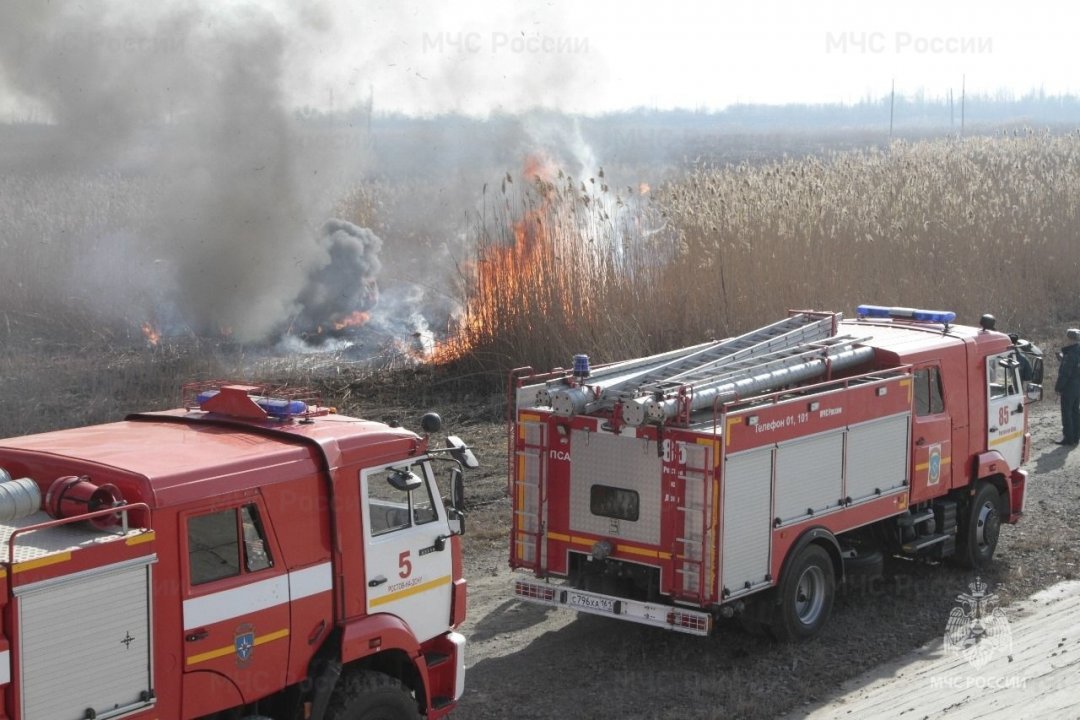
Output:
[
  {"xmin": 901, "ymin": 533, "xmax": 953, "ymax": 553},
  {"xmin": 431, "ymin": 696, "xmax": 453, "ymax": 710}
]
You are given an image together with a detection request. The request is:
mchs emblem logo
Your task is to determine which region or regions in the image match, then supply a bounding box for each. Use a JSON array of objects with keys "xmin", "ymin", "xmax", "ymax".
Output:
[
  {"xmin": 944, "ymin": 577, "xmax": 1012, "ymax": 669},
  {"xmin": 234, "ymin": 624, "xmax": 255, "ymax": 667}
]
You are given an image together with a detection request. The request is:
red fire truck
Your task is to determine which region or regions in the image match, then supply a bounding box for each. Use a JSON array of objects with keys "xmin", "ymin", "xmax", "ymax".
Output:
[
  {"xmin": 0, "ymin": 382, "xmax": 476, "ymax": 719},
  {"xmin": 509, "ymin": 307, "xmax": 1038, "ymax": 639}
]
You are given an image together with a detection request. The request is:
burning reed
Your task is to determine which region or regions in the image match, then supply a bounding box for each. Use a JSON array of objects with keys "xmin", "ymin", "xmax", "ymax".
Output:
[{"xmin": 446, "ymin": 132, "xmax": 1080, "ymax": 377}]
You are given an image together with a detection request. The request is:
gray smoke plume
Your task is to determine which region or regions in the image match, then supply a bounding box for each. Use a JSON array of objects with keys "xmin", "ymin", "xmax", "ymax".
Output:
[
  {"xmin": 0, "ymin": 1, "xmax": 364, "ymax": 342},
  {"xmin": 292, "ymin": 220, "xmax": 383, "ymax": 337}
]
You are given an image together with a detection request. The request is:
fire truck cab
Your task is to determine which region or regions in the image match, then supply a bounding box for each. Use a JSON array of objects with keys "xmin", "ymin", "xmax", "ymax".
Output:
[
  {"xmin": 0, "ymin": 383, "xmax": 474, "ymax": 720},
  {"xmin": 509, "ymin": 307, "xmax": 1037, "ymax": 640}
]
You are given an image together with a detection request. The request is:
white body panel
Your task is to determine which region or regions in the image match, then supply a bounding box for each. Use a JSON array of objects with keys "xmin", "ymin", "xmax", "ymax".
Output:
[{"xmin": 569, "ymin": 430, "xmax": 662, "ymax": 545}]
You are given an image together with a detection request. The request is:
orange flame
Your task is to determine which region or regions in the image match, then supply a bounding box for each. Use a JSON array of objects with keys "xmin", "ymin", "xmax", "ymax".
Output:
[
  {"xmin": 430, "ymin": 153, "xmax": 589, "ymax": 365},
  {"xmin": 141, "ymin": 322, "xmax": 160, "ymax": 347},
  {"xmin": 333, "ymin": 311, "xmax": 371, "ymax": 331}
]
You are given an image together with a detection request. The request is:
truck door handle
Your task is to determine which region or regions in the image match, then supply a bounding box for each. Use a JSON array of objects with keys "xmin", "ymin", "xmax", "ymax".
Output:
[
  {"xmin": 368, "ymin": 575, "xmax": 388, "ymax": 587},
  {"xmin": 185, "ymin": 629, "xmax": 209, "ymax": 642}
]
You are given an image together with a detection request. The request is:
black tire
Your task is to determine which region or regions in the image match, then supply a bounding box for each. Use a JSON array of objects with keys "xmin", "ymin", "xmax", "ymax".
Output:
[
  {"xmin": 770, "ymin": 544, "xmax": 836, "ymax": 641},
  {"xmin": 325, "ymin": 670, "xmax": 420, "ymax": 720},
  {"xmin": 955, "ymin": 483, "xmax": 1002, "ymax": 568}
]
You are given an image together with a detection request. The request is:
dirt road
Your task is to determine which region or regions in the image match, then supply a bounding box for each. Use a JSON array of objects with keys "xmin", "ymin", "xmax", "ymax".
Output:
[
  {"xmin": 452, "ymin": 397, "xmax": 1080, "ymax": 719},
  {"xmin": 790, "ymin": 580, "xmax": 1080, "ymax": 719}
]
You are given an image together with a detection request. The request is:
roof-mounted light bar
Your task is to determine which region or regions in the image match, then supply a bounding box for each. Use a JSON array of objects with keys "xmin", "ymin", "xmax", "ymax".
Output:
[{"xmin": 856, "ymin": 305, "xmax": 956, "ymax": 324}]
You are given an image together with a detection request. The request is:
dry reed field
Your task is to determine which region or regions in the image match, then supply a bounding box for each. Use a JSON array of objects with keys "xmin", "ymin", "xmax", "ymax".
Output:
[{"xmin": 450, "ymin": 132, "xmax": 1080, "ymax": 376}]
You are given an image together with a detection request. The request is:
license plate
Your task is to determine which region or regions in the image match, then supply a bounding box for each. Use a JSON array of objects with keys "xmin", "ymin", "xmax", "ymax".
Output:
[{"xmin": 566, "ymin": 591, "xmax": 617, "ymax": 614}]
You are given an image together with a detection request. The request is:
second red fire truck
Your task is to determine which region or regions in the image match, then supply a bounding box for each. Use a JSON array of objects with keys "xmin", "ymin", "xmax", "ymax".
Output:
[{"xmin": 509, "ymin": 306, "xmax": 1037, "ymax": 639}]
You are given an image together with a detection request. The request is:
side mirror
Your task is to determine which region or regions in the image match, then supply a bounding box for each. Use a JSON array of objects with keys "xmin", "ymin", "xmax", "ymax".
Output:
[
  {"xmin": 388, "ymin": 469, "xmax": 423, "ymax": 492},
  {"xmin": 1026, "ymin": 383, "xmax": 1043, "ymax": 403},
  {"xmin": 447, "ymin": 506, "xmax": 466, "ymax": 536},
  {"xmin": 446, "ymin": 436, "xmax": 479, "ymax": 469},
  {"xmin": 1031, "ymin": 357, "xmax": 1044, "ymax": 385},
  {"xmin": 449, "ymin": 467, "xmax": 465, "ymax": 509}
]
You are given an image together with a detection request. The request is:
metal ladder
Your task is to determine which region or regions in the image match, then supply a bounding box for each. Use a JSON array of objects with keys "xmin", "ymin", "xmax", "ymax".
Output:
[
  {"xmin": 597, "ymin": 314, "xmax": 836, "ymax": 400},
  {"xmin": 672, "ymin": 442, "xmax": 714, "ymax": 603},
  {"xmin": 512, "ymin": 420, "xmax": 547, "ymax": 571},
  {"xmin": 639, "ymin": 333, "xmax": 863, "ymax": 396},
  {"xmin": 541, "ymin": 314, "xmax": 840, "ymax": 417}
]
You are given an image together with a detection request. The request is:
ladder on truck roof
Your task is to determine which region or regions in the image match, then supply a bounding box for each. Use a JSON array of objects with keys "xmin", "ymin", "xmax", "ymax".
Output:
[
  {"xmin": 536, "ymin": 312, "xmax": 877, "ymax": 426},
  {"xmin": 621, "ymin": 333, "xmax": 875, "ymax": 426},
  {"xmin": 542, "ymin": 313, "xmax": 839, "ymax": 417}
]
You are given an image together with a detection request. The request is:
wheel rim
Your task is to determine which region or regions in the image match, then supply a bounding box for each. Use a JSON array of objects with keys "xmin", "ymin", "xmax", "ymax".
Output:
[
  {"xmin": 975, "ymin": 499, "xmax": 1000, "ymax": 551},
  {"xmin": 795, "ymin": 565, "xmax": 826, "ymax": 625}
]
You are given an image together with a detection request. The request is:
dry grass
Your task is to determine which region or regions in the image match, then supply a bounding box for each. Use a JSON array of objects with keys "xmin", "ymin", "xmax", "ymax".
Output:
[{"xmin": 450, "ymin": 132, "xmax": 1080, "ymax": 376}]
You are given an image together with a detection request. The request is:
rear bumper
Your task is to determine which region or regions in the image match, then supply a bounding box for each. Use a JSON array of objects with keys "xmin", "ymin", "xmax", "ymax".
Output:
[{"xmin": 512, "ymin": 577, "xmax": 712, "ymax": 636}]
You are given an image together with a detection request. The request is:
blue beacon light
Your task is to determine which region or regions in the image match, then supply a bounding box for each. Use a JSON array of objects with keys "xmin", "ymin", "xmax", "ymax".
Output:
[{"xmin": 857, "ymin": 305, "xmax": 956, "ymax": 324}]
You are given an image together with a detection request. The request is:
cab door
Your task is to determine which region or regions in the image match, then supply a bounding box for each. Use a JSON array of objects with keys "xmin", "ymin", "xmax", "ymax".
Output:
[
  {"xmin": 180, "ymin": 499, "xmax": 289, "ymax": 715},
  {"xmin": 987, "ymin": 352, "xmax": 1024, "ymax": 469},
  {"xmin": 910, "ymin": 364, "xmax": 952, "ymax": 502},
  {"xmin": 361, "ymin": 461, "xmax": 452, "ymax": 642}
]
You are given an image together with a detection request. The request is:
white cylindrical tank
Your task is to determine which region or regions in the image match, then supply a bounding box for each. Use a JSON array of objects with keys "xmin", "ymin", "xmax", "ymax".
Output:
[{"xmin": 0, "ymin": 468, "xmax": 43, "ymax": 522}]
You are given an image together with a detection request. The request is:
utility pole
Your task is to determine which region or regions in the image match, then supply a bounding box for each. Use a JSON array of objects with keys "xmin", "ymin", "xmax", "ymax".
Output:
[
  {"xmin": 889, "ymin": 78, "xmax": 895, "ymax": 139},
  {"xmin": 960, "ymin": 75, "xmax": 966, "ymax": 136}
]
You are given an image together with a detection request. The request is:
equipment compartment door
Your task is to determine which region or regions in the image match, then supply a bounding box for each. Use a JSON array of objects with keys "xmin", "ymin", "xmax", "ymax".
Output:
[
  {"xmin": 986, "ymin": 353, "xmax": 1024, "ymax": 470},
  {"xmin": 721, "ymin": 446, "xmax": 773, "ymax": 599},
  {"xmin": 16, "ymin": 558, "xmax": 155, "ymax": 720},
  {"xmin": 362, "ymin": 461, "xmax": 453, "ymax": 643}
]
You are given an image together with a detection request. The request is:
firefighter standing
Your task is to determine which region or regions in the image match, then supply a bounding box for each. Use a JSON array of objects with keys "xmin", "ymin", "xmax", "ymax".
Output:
[{"xmin": 1055, "ymin": 328, "xmax": 1080, "ymax": 446}]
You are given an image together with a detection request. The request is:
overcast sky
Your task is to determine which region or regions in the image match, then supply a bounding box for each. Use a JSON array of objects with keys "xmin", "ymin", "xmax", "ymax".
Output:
[{"xmin": 1, "ymin": 0, "xmax": 1075, "ymax": 119}]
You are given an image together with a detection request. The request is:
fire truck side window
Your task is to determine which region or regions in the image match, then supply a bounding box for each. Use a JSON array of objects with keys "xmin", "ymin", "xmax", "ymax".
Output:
[
  {"xmin": 364, "ymin": 465, "xmax": 439, "ymax": 535},
  {"xmin": 412, "ymin": 471, "xmax": 438, "ymax": 526},
  {"xmin": 188, "ymin": 504, "xmax": 273, "ymax": 585},
  {"xmin": 914, "ymin": 367, "xmax": 945, "ymax": 416},
  {"xmin": 987, "ymin": 356, "xmax": 1018, "ymax": 399},
  {"xmin": 188, "ymin": 509, "xmax": 241, "ymax": 585},
  {"xmin": 241, "ymin": 504, "xmax": 273, "ymax": 572}
]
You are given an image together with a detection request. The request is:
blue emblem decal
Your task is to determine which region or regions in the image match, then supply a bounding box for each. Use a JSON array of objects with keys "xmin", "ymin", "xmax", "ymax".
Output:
[
  {"xmin": 234, "ymin": 624, "xmax": 255, "ymax": 666},
  {"xmin": 928, "ymin": 444, "xmax": 942, "ymax": 486}
]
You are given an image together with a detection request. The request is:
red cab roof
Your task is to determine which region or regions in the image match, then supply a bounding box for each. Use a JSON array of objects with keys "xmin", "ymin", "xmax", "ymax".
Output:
[{"xmin": 0, "ymin": 409, "xmax": 422, "ymax": 507}]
